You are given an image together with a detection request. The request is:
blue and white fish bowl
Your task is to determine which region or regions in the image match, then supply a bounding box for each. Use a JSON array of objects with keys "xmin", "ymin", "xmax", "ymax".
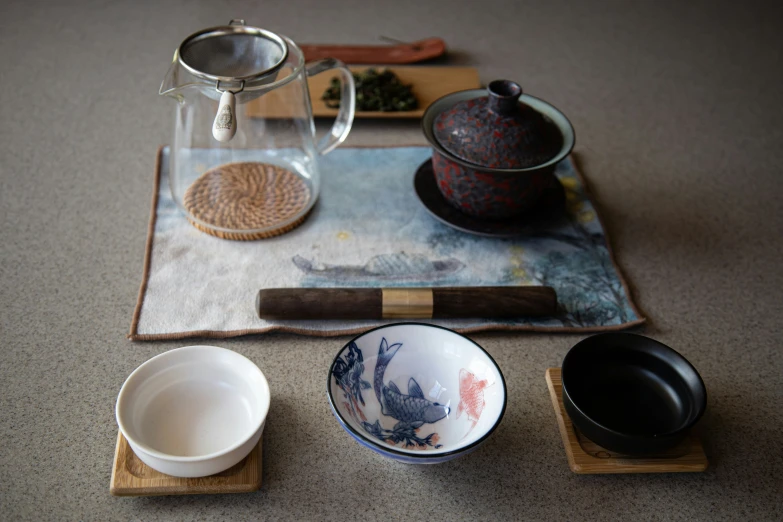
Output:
[{"xmin": 327, "ymin": 323, "xmax": 507, "ymax": 463}]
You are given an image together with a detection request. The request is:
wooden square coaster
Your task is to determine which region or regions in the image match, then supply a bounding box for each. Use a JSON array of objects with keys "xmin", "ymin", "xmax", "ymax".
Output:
[
  {"xmin": 110, "ymin": 432, "xmax": 262, "ymax": 496},
  {"xmin": 545, "ymin": 368, "xmax": 708, "ymax": 474}
]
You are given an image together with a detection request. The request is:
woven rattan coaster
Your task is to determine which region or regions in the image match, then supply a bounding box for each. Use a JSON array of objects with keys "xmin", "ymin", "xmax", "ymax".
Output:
[{"xmin": 183, "ymin": 162, "xmax": 312, "ymax": 240}]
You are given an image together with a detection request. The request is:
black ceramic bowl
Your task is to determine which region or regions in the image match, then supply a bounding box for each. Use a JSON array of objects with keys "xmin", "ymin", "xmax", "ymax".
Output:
[{"xmin": 561, "ymin": 333, "xmax": 706, "ymax": 455}]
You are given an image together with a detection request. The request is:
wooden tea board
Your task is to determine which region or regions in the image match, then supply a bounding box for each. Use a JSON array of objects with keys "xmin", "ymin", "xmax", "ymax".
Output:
[
  {"xmin": 110, "ymin": 432, "xmax": 262, "ymax": 496},
  {"xmin": 246, "ymin": 66, "xmax": 480, "ymax": 119},
  {"xmin": 545, "ymin": 368, "xmax": 708, "ymax": 474}
]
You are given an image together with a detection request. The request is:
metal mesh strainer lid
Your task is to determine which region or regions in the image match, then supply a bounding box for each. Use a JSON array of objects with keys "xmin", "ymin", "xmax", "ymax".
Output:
[{"xmin": 178, "ymin": 19, "xmax": 288, "ymax": 84}]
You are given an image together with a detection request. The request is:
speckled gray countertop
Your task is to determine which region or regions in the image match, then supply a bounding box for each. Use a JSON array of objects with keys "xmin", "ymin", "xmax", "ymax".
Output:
[{"xmin": 1, "ymin": 0, "xmax": 781, "ymax": 520}]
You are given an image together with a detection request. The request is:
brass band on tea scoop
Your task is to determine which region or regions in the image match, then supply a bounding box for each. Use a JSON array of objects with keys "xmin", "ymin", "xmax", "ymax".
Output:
[{"xmin": 381, "ymin": 288, "xmax": 434, "ymax": 319}]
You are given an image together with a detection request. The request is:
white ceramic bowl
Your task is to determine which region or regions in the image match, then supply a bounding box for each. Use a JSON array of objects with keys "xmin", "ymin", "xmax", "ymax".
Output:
[
  {"xmin": 327, "ymin": 323, "xmax": 507, "ymax": 463},
  {"xmin": 116, "ymin": 346, "xmax": 270, "ymax": 477}
]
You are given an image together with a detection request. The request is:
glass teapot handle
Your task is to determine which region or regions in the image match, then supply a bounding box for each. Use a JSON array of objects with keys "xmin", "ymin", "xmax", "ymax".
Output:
[{"xmin": 305, "ymin": 59, "xmax": 355, "ymax": 155}]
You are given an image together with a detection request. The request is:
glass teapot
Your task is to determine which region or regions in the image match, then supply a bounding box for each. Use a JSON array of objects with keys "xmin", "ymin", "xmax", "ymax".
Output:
[{"xmin": 160, "ymin": 19, "xmax": 356, "ymax": 239}]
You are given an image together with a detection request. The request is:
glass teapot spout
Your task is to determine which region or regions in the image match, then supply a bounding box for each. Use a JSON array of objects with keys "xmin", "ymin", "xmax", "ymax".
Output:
[{"xmin": 159, "ymin": 52, "xmax": 199, "ymax": 100}]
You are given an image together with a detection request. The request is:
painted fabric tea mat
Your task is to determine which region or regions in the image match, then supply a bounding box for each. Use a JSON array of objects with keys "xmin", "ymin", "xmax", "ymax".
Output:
[{"xmin": 129, "ymin": 146, "xmax": 644, "ymax": 340}]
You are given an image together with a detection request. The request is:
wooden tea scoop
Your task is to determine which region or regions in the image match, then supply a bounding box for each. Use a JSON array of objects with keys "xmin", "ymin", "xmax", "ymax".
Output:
[
  {"xmin": 299, "ymin": 37, "xmax": 446, "ymax": 64},
  {"xmin": 256, "ymin": 286, "xmax": 557, "ymax": 320}
]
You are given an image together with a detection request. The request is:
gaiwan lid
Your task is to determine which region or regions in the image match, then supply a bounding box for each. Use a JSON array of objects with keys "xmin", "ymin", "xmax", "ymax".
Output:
[{"xmin": 433, "ymin": 80, "xmax": 563, "ymax": 169}]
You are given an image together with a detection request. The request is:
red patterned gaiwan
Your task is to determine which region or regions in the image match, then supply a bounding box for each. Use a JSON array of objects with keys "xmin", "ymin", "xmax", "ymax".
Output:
[{"xmin": 422, "ymin": 80, "xmax": 575, "ymax": 220}]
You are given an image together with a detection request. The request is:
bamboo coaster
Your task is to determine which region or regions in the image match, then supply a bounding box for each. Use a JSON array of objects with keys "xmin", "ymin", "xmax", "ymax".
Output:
[
  {"xmin": 110, "ymin": 432, "xmax": 262, "ymax": 496},
  {"xmin": 545, "ymin": 368, "xmax": 708, "ymax": 474},
  {"xmin": 183, "ymin": 162, "xmax": 312, "ymax": 240}
]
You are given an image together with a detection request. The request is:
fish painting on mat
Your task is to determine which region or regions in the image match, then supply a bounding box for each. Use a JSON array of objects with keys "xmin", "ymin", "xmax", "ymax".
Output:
[{"xmin": 292, "ymin": 252, "xmax": 464, "ymax": 282}]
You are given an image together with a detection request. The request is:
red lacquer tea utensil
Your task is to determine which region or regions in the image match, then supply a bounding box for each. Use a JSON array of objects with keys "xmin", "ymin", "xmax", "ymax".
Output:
[{"xmin": 300, "ymin": 37, "xmax": 446, "ymax": 64}]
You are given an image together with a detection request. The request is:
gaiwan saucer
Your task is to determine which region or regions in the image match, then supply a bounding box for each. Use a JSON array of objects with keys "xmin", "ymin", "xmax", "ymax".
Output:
[{"xmin": 413, "ymin": 159, "xmax": 566, "ymax": 237}]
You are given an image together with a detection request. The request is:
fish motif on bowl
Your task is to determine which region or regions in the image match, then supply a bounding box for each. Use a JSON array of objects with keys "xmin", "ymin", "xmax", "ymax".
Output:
[{"xmin": 327, "ymin": 323, "xmax": 507, "ymax": 464}]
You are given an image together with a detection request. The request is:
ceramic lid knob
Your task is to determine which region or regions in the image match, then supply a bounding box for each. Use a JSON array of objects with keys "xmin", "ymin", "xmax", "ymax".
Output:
[
  {"xmin": 433, "ymin": 80, "xmax": 563, "ymax": 169},
  {"xmin": 487, "ymin": 79, "xmax": 522, "ymax": 114}
]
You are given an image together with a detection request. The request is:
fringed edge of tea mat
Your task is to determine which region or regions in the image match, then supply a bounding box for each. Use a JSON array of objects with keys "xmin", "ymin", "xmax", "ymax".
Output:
[{"xmin": 128, "ymin": 146, "xmax": 645, "ymax": 340}]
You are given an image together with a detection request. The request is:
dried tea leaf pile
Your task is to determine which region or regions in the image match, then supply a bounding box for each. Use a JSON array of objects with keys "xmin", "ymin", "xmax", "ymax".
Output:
[{"xmin": 322, "ymin": 68, "xmax": 418, "ymax": 112}]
